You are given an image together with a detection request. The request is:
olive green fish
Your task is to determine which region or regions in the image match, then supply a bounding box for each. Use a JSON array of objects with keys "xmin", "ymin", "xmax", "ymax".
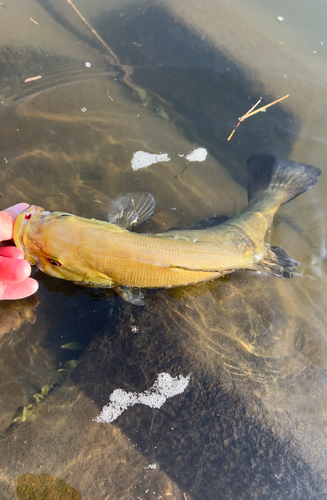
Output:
[{"xmin": 13, "ymin": 156, "xmax": 321, "ymax": 304}]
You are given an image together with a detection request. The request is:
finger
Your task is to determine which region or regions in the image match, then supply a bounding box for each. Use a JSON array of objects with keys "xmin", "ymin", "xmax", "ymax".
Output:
[
  {"xmin": 0, "ymin": 211, "xmax": 15, "ymax": 242},
  {"xmin": 0, "ymin": 277, "xmax": 39, "ymax": 300},
  {"xmin": 4, "ymin": 203, "xmax": 30, "ymax": 220},
  {"xmin": 0, "ymin": 203, "xmax": 30, "ymax": 242},
  {"xmin": 0, "ymin": 247, "xmax": 25, "ymax": 259},
  {"xmin": 0, "ymin": 258, "xmax": 31, "ymax": 283}
]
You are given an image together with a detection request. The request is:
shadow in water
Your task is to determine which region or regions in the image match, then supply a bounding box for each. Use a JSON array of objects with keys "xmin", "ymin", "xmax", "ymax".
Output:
[
  {"xmin": 34, "ymin": 0, "xmax": 299, "ymax": 187},
  {"xmin": 93, "ymin": 2, "xmax": 299, "ymax": 187},
  {"xmin": 73, "ymin": 274, "xmax": 327, "ymax": 500}
]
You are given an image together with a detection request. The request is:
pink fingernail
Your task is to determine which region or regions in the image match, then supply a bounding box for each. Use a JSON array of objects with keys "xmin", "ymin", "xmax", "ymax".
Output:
[{"xmin": 8, "ymin": 203, "xmax": 30, "ymax": 216}]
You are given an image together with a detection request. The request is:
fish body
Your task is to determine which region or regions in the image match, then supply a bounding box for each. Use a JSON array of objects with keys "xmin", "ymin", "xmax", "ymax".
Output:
[
  {"xmin": 13, "ymin": 156, "xmax": 321, "ymax": 302},
  {"xmin": 13, "ymin": 209, "xmax": 240, "ymax": 288}
]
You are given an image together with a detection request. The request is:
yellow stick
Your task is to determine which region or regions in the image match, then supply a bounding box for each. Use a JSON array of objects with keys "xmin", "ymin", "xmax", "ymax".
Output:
[
  {"xmin": 241, "ymin": 97, "xmax": 262, "ymax": 119},
  {"xmin": 241, "ymin": 94, "xmax": 289, "ymax": 120},
  {"xmin": 227, "ymin": 94, "xmax": 290, "ymax": 141}
]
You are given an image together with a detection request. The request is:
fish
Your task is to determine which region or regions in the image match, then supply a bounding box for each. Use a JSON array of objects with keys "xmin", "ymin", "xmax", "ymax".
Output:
[{"xmin": 13, "ymin": 156, "xmax": 321, "ymax": 305}]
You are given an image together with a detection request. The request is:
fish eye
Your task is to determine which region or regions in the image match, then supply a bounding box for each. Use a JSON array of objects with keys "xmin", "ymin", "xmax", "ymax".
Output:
[
  {"xmin": 25, "ymin": 213, "xmax": 32, "ymax": 220},
  {"xmin": 47, "ymin": 258, "xmax": 62, "ymax": 267}
]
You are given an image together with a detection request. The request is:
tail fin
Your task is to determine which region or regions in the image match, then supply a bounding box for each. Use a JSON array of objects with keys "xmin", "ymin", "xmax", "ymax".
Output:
[{"xmin": 247, "ymin": 155, "xmax": 321, "ymax": 205}]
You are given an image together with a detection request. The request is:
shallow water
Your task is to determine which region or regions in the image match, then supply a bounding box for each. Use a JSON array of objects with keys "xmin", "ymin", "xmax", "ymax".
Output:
[{"xmin": 0, "ymin": 1, "xmax": 327, "ymax": 499}]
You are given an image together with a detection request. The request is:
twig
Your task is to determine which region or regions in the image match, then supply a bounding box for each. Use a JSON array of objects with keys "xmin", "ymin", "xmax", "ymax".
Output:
[
  {"xmin": 24, "ymin": 75, "xmax": 42, "ymax": 83},
  {"xmin": 242, "ymin": 94, "xmax": 290, "ymax": 119},
  {"xmin": 227, "ymin": 94, "xmax": 290, "ymax": 141},
  {"xmin": 65, "ymin": 0, "xmax": 173, "ymax": 108},
  {"xmin": 66, "ymin": 0, "xmax": 120, "ymax": 67},
  {"xmin": 241, "ymin": 97, "xmax": 262, "ymax": 119},
  {"xmin": 65, "ymin": 0, "xmax": 139, "ymax": 92}
]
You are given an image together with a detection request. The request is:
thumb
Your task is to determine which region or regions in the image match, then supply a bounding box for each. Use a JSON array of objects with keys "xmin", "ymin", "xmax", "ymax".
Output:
[{"xmin": 0, "ymin": 203, "xmax": 30, "ymax": 242}]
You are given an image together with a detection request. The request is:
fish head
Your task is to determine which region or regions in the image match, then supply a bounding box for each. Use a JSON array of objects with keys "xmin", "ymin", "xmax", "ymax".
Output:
[{"xmin": 13, "ymin": 205, "xmax": 92, "ymax": 282}]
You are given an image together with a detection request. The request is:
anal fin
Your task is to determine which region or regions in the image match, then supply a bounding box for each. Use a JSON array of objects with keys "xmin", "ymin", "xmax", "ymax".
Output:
[{"xmin": 257, "ymin": 245, "xmax": 299, "ymax": 278}]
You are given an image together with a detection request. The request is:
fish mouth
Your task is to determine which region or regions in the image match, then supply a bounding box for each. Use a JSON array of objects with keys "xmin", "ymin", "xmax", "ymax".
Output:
[{"xmin": 13, "ymin": 205, "xmax": 46, "ymax": 264}]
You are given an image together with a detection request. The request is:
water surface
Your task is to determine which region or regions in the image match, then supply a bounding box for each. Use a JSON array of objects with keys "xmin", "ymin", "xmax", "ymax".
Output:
[{"xmin": 0, "ymin": 1, "xmax": 326, "ymax": 499}]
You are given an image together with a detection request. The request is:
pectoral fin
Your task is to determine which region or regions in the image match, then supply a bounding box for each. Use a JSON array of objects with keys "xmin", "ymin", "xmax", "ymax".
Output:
[
  {"xmin": 115, "ymin": 286, "xmax": 146, "ymax": 306},
  {"xmin": 108, "ymin": 192, "xmax": 155, "ymax": 229}
]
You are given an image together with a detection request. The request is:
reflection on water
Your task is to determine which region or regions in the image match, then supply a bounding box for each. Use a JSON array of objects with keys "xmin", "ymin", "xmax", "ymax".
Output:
[{"xmin": 0, "ymin": 0, "xmax": 327, "ymax": 499}]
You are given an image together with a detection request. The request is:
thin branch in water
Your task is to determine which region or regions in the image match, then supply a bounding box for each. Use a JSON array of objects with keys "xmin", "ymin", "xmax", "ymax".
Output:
[
  {"xmin": 66, "ymin": 0, "xmax": 120, "ymax": 67},
  {"xmin": 227, "ymin": 94, "xmax": 290, "ymax": 141},
  {"xmin": 65, "ymin": 0, "xmax": 170, "ymax": 108},
  {"xmin": 242, "ymin": 97, "xmax": 263, "ymax": 119}
]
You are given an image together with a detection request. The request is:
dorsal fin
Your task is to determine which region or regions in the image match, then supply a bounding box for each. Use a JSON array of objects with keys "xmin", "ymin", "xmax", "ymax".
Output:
[{"xmin": 107, "ymin": 192, "xmax": 155, "ymax": 229}]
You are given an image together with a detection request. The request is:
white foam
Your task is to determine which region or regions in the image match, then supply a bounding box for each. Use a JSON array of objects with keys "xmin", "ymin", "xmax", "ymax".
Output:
[
  {"xmin": 131, "ymin": 151, "xmax": 170, "ymax": 171},
  {"xmin": 95, "ymin": 372, "xmax": 190, "ymax": 423},
  {"xmin": 180, "ymin": 147, "xmax": 208, "ymax": 162}
]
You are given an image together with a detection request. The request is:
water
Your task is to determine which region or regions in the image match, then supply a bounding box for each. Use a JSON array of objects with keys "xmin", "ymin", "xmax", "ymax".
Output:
[{"xmin": 0, "ymin": 1, "xmax": 327, "ymax": 499}]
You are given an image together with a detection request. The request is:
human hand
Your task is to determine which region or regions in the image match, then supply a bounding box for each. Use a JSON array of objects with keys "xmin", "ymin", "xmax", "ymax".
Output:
[{"xmin": 0, "ymin": 203, "xmax": 39, "ymax": 300}]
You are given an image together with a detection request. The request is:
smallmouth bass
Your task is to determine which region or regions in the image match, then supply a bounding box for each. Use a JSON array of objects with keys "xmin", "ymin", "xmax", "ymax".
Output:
[{"xmin": 13, "ymin": 156, "xmax": 321, "ymax": 305}]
